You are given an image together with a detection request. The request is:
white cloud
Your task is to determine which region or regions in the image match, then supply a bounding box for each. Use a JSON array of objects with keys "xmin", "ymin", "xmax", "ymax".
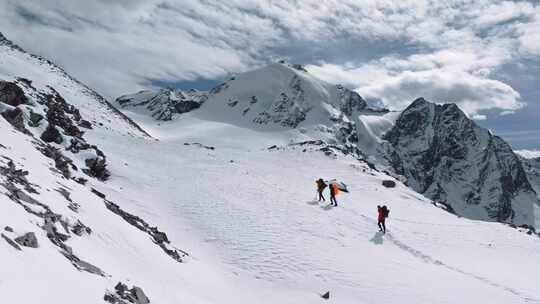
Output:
[
  {"xmin": 472, "ymin": 114, "xmax": 488, "ymax": 121},
  {"xmin": 500, "ymin": 110, "xmax": 516, "ymax": 116},
  {"xmin": 307, "ymin": 49, "xmax": 524, "ymax": 116},
  {"xmin": 0, "ymin": 0, "xmax": 538, "ymax": 116},
  {"xmin": 515, "ymin": 6, "xmax": 540, "ymax": 57}
]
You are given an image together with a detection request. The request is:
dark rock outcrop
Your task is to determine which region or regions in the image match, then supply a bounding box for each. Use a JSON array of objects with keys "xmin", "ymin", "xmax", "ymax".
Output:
[
  {"xmin": 40, "ymin": 124, "xmax": 63, "ymax": 144},
  {"xmin": 14, "ymin": 232, "xmax": 38, "ymax": 248},
  {"xmin": 83, "ymin": 157, "xmax": 110, "ymax": 181},
  {"xmin": 2, "ymin": 107, "xmax": 27, "ymax": 132},
  {"xmin": 104, "ymin": 282, "xmax": 150, "ymax": 304},
  {"xmin": 383, "ymin": 98, "xmax": 539, "ymax": 226},
  {"xmin": 0, "ymin": 81, "xmax": 27, "ymax": 106}
]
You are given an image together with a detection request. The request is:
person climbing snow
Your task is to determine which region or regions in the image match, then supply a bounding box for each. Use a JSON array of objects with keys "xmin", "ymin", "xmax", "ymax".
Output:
[
  {"xmin": 329, "ymin": 182, "xmax": 339, "ymax": 207},
  {"xmin": 377, "ymin": 205, "xmax": 389, "ymax": 233},
  {"xmin": 316, "ymin": 178, "xmax": 327, "ymax": 202}
]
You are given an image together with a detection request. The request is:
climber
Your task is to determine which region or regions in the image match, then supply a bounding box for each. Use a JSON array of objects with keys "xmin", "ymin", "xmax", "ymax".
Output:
[
  {"xmin": 329, "ymin": 182, "xmax": 339, "ymax": 207},
  {"xmin": 377, "ymin": 205, "xmax": 389, "ymax": 233},
  {"xmin": 316, "ymin": 178, "xmax": 327, "ymax": 202}
]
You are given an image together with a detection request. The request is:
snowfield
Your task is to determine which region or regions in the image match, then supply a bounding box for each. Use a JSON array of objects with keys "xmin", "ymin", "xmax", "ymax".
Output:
[{"xmin": 94, "ymin": 112, "xmax": 540, "ymax": 304}]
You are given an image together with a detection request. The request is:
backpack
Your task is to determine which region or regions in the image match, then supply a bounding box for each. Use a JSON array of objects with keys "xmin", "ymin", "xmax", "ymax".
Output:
[
  {"xmin": 316, "ymin": 180, "xmax": 327, "ymax": 190},
  {"xmin": 382, "ymin": 205, "xmax": 390, "ymax": 218}
]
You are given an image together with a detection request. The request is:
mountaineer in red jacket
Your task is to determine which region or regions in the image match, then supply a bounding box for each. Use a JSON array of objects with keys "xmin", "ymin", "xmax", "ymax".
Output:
[{"xmin": 377, "ymin": 205, "xmax": 389, "ymax": 233}]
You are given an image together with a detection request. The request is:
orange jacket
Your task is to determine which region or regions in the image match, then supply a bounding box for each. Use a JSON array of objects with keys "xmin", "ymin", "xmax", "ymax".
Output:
[{"xmin": 330, "ymin": 183, "xmax": 339, "ymax": 196}]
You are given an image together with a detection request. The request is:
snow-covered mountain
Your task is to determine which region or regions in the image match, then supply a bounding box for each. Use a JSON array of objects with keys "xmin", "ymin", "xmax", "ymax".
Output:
[
  {"xmin": 118, "ymin": 62, "xmax": 391, "ymax": 158},
  {"xmin": 116, "ymin": 88, "xmax": 208, "ymax": 121},
  {"xmin": 383, "ymin": 98, "xmax": 540, "ymax": 227},
  {"xmin": 118, "ymin": 63, "xmax": 540, "ymax": 229},
  {"xmin": 2, "ymin": 31, "xmax": 540, "ymax": 304}
]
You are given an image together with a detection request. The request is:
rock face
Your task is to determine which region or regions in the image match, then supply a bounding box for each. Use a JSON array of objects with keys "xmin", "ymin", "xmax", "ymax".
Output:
[
  {"xmin": 519, "ymin": 156, "xmax": 540, "ymax": 199},
  {"xmin": 116, "ymin": 88, "xmax": 207, "ymax": 121},
  {"xmin": 383, "ymin": 98, "xmax": 540, "ymax": 226}
]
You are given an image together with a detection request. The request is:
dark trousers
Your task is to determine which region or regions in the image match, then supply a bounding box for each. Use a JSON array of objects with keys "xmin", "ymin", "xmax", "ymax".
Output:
[
  {"xmin": 318, "ymin": 190, "xmax": 325, "ymax": 201},
  {"xmin": 378, "ymin": 220, "xmax": 386, "ymax": 233},
  {"xmin": 330, "ymin": 195, "xmax": 337, "ymax": 206}
]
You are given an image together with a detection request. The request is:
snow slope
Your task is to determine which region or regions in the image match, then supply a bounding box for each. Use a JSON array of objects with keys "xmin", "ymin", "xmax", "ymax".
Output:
[
  {"xmin": 2, "ymin": 32, "xmax": 540, "ymax": 304},
  {"xmin": 95, "ymin": 114, "xmax": 540, "ymax": 304}
]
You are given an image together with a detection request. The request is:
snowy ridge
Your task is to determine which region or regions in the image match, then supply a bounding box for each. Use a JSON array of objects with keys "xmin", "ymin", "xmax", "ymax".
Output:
[
  {"xmin": 0, "ymin": 32, "xmax": 149, "ymax": 138},
  {"xmin": 116, "ymin": 88, "xmax": 208, "ymax": 121},
  {"xmin": 383, "ymin": 98, "xmax": 540, "ymax": 227},
  {"xmin": 195, "ymin": 62, "xmax": 373, "ymax": 129}
]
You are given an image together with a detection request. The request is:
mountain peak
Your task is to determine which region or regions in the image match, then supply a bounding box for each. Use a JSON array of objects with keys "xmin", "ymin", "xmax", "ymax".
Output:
[
  {"xmin": 384, "ymin": 97, "xmax": 539, "ymax": 227},
  {"xmin": 410, "ymin": 97, "xmax": 429, "ymax": 106}
]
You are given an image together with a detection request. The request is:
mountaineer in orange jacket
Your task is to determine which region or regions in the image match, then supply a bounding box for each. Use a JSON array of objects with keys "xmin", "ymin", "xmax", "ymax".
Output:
[{"xmin": 329, "ymin": 183, "xmax": 339, "ymax": 207}]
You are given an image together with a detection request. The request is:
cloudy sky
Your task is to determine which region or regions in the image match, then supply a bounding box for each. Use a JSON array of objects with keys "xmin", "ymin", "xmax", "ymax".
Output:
[{"xmin": 1, "ymin": 0, "xmax": 539, "ymax": 149}]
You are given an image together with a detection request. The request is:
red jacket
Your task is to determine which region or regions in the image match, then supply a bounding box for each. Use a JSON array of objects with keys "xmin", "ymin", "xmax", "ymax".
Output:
[{"xmin": 377, "ymin": 207, "xmax": 385, "ymax": 221}]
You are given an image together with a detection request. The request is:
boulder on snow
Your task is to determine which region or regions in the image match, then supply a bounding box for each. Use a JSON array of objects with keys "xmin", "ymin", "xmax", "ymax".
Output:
[
  {"xmin": 14, "ymin": 232, "xmax": 38, "ymax": 248},
  {"xmin": 78, "ymin": 119, "xmax": 92, "ymax": 129},
  {"xmin": 382, "ymin": 180, "xmax": 396, "ymax": 188},
  {"xmin": 321, "ymin": 291, "xmax": 330, "ymax": 299},
  {"xmin": 0, "ymin": 81, "xmax": 27, "ymax": 106},
  {"xmin": 4, "ymin": 226, "xmax": 14, "ymax": 232}
]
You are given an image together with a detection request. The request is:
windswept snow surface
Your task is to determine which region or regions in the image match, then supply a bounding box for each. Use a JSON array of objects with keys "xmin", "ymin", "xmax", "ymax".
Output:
[{"xmin": 92, "ymin": 110, "xmax": 540, "ymax": 304}]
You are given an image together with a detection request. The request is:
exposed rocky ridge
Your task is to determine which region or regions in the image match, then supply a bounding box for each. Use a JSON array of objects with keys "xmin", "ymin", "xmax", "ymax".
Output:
[
  {"xmin": 116, "ymin": 88, "xmax": 208, "ymax": 121},
  {"xmin": 0, "ymin": 32, "xmax": 150, "ymax": 137},
  {"xmin": 383, "ymin": 98, "xmax": 539, "ymax": 227},
  {"xmin": 519, "ymin": 156, "xmax": 540, "ymax": 199},
  {"xmin": 0, "ymin": 78, "xmax": 110, "ymax": 181}
]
